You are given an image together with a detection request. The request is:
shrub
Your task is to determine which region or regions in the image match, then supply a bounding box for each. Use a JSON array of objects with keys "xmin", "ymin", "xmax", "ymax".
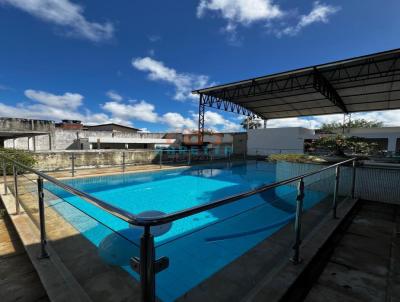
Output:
[
  {"xmin": 0, "ymin": 148, "xmax": 37, "ymax": 175},
  {"xmin": 267, "ymin": 154, "xmax": 326, "ymax": 164}
]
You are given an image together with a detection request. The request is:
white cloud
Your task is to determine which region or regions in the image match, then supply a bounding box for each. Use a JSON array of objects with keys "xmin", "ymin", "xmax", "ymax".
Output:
[
  {"xmin": 0, "ymin": 0, "xmax": 114, "ymax": 42},
  {"xmin": 197, "ymin": 0, "xmax": 282, "ymax": 25},
  {"xmin": 197, "ymin": 0, "xmax": 340, "ymax": 40},
  {"xmin": 25, "ymin": 89, "xmax": 83, "ymax": 110},
  {"xmin": 204, "ymin": 111, "xmax": 241, "ymax": 132},
  {"xmin": 161, "ymin": 112, "xmax": 197, "ymax": 131},
  {"xmin": 106, "ymin": 90, "xmax": 123, "ymax": 102},
  {"xmin": 102, "ymin": 100, "xmax": 159, "ymax": 123},
  {"xmin": 0, "ymin": 88, "xmax": 131, "ymax": 125},
  {"xmin": 148, "ymin": 35, "xmax": 161, "ymax": 42},
  {"xmin": 132, "ymin": 57, "xmax": 211, "ymax": 101},
  {"xmin": 276, "ymin": 1, "xmax": 340, "ymax": 36}
]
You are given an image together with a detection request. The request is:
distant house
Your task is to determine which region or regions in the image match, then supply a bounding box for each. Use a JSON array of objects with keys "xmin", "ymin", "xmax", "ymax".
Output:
[{"xmin": 84, "ymin": 123, "xmax": 140, "ymax": 133}]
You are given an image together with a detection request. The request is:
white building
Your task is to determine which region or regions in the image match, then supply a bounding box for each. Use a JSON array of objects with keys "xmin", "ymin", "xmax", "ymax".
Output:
[
  {"xmin": 247, "ymin": 127, "xmax": 400, "ymax": 155},
  {"xmin": 247, "ymin": 127, "xmax": 315, "ymax": 155}
]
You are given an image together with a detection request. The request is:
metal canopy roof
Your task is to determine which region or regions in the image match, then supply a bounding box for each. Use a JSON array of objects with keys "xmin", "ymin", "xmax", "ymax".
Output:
[{"xmin": 193, "ymin": 48, "xmax": 400, "ymax": 120}]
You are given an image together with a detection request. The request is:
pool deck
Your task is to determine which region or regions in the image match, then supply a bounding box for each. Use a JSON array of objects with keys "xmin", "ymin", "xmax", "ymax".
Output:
[
  {"xmin": 1, "ymin": 163, "xmax": 399, "ymax": 302},
  {"xmin": 0, "ymin": 200, "xmax": 49, "ymax": 302},
  {"xmin": 304, "ymin": 200, "xmax": 400, "ymax": 302}
]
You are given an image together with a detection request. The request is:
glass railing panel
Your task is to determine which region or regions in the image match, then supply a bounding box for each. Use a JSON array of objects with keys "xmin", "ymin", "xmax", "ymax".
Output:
[
  {"xmin": 40, "ymin": 184, "xmax": 142, "ymax": 300},
  {"xmin": 152, "ymin": 187, "xmax": 298, "ymax": 301}
]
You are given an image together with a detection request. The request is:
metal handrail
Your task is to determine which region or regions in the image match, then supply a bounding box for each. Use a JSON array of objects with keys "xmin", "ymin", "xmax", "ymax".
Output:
[
  {"xmin": 0, "ymin": 151, "xmax": 356, "ymax": 227},
  {"xmin": 0, "ymin": 152, "xmax": 136, "ymax": 223},
  {"xmin": 133, "ymin": 157, "xmax": 356, "ymax": 226},
  {"xmin": 1, "ymin": 150, "xmax": 357, "ymax": 302}
]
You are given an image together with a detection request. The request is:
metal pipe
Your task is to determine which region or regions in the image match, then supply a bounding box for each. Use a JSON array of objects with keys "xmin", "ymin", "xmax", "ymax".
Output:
[
  {"xmin": 291, "ymin": 178, "xmax": 305, "ymax": 264},
  {"xmin": 332, "ymin": 166, "xmax": 340, "ymax": 219},
  {"xmin": 351, "ymin": 159, "xmax": 356, "ymax": 199},
  {"xmin": 122, "ymin": 151, "xmax": 126, "ymax": 172},
  {"xmin": 0, "ymin": 153, "xmax": 136, "ymax": 223},
  {"xmin": 3, "ymin": 159, "xmax": 7, "ymax": 195},
  {"xmin": 13, "ymin": 165, "xmax": 20, "ymax": 215},
  {"xmin": 136, "ymin": 158, "xmax": 356, "ymax": 226},
  {"xmin": 0, "ymin": 152, "xmax": 356, "ymax": 227},
  {"xmin": 70, "ymin": 153, "xmax": 75, "ymax": 177},
  {"xmin": 140, "ymin": 226, "xmax": 156, "ymax": 302},
  {"xmin": 159, "ymin": 150, "xmax": 162, "ymax": 169},
  {"xmin": 37, "ymin": 177, "xmax": 49, "ymax": 259}
]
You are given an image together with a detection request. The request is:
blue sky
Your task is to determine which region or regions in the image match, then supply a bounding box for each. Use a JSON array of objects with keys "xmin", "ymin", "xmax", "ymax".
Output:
[{"xmin": 0, "ymin": 0, "xmax": 399, "ymax": 132}]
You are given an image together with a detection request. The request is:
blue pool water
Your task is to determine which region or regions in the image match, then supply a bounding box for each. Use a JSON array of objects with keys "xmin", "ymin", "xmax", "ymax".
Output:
[{"xmin": 45, "ymin": 161, "xmax": 329, "ymax": 301}]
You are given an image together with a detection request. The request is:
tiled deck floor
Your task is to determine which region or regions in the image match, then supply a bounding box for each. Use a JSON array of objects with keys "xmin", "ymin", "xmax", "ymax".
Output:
[
  {"xmin": 304, "ymin": 200, "xmax": 400, "ymax": 302},
  {"xmin": 0, "ymin": 201, "xmax": 49, "ymax": 302}
]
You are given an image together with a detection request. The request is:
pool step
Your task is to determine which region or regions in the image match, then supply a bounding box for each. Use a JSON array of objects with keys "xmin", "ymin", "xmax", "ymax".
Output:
[{"xmin": 0, "ymin": 187, "xmax": 92, "ymax": 302}]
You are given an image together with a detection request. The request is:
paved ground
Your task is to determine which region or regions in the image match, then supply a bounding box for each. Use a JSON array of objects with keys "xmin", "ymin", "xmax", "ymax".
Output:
[
  {"xmin": 304, "ymin": 200, "xmax": 400, "ymax": 302},
  {"xmin": 0, "ymin": 201, "xmax": 49, "ymax": 302}
]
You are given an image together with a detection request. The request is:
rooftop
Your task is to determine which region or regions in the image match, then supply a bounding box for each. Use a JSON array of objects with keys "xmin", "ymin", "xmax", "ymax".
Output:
[{"xmin": 194, "ymin": 48, "xmax": 400, "ymax": 120}]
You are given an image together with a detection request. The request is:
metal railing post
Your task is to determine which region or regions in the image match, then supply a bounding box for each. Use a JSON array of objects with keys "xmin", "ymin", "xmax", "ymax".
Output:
[
  {"xmin": 140, "ymin": 226, "xmax": 156, "ymax": 302},
  {"xmin": 70, "ymin": 152, "xmax": 75, "ymax": 177},
  {"xmin": 351, "ymin": 159, "xmax": 356, "ymax": 199},
  {"xmin": 291, "ymin": 178, "xmax": 304, "ymax": 264},
  {"xmin": 188, "ymin": 150, "xmax": 191, "ymax": 165},
  {"xmin": 122, "ymin": 151, "xmax": 126, "ymax": 172},
  {"xmin": 332, "ymin": 166, "xmax": 340, "ymax": 219},
  {"xmin": 37, "ymin": 177, "xmax": 49, "ymax": 259},
  {"xmin": 159, "ymin": 150, "xmax": 162, "ymax": 169},
  {"xmin": 3, "ymin": 159, "xmax": 8, "ymax": 195},
  {"xmin": 13, "ymin": 165, "xmax": 20, "ymax": 215}
]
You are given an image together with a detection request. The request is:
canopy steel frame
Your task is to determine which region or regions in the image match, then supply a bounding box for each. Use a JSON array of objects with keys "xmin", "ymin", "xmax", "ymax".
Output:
[{"xmin": 193, "ymin": 48, "xmax": 400, "ymax": 137}]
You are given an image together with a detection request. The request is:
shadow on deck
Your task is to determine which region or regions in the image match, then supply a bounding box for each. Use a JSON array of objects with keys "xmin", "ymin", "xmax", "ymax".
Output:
[{"xmin": 0, "ymin": 200, "xmax": 49, "ymax": 302}]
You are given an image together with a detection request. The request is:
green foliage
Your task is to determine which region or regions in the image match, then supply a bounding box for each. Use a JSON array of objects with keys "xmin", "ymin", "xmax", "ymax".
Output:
[
  {"xmin": 320, "ymin": 118, "xmax": 383, "ymax": 132},
  {"xmin": 241, "ymin": 117, "xmax": 262, "ymax": 130},
  {"xmin": 0, "ymin": 148, "xmax": 37, "ymax": 174},
  {"xmin": 312, "ymin": 135, "xmax": 378, "ymax": 156},
  {"xmin": 268, "ymin": 154, "xmax": 326, "ymax": 163}
]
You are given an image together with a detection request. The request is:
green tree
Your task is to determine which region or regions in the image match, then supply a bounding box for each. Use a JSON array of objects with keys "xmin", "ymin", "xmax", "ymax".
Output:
[
  {"xmin": 0, "ymin": 149, "xmax": 37, "ymax": 174},
  {"xmin": 241, "ymin": 117, "xmax": 262, "ymax": 130},
  {"xmin": 320, "ymin": 118, "xmax": 383, "ymax": 132},
  {"xmin": 312, "ymin": 135, "xmax": 378, "ymax": 156}
]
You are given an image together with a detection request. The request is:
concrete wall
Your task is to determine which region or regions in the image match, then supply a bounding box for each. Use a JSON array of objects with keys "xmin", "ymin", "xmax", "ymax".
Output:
[
  {"xmin": 33, "ymin": 150, "xmax": 159, "ymax": 171},
  {"xmin": 5, "ymin": 129, "xmax": 182, "ymax": 151},
  {"xmin": 247, "ymin": 127, "xmax": 314, "ymax": 155},
  {"xmin": 232, "ymin": 133, "xmax": 247, "ymax": 155},
  {"xmin": 0, "ymin": 117, "xmax": 55, "ymax": 132}
]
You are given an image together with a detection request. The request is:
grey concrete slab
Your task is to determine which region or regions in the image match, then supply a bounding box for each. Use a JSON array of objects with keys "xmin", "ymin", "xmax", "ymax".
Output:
[
  {"xmin": 304, "ymin": 283, "xmax": 362, "ymax": 302},
  {"xmin": 331, "ymin": 245, "xmax": 389, "ymax": 277},
  {"xmin": 337, "ymin": 232, "xmax": 392, "ymax": 259},
  {"xmin": 317, "ymin": 262, "xmax": 387, "ymax": 302}
]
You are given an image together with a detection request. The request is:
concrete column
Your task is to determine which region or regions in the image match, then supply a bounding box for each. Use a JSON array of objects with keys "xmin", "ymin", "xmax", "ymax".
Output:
[
  {"xmin": 125, "ymin": 143, "xmax": 128, "ymax": 149},
  {"xmin": 12, "ymin": 138, "xmax": 15, "ymax": 149},
  {"xmin": 264, "ymin": 120, "xmax": 267, "ymax": 128},
  {"xmin": 33, "ymin": 136, "xmax": 36, "ymax": 152},
  {"xmin": 97, "ymin": 139, "xmax": 100, "ymax": 150},
  {"xmin": 388, "ymin": 136, "xmax": 397, "ymax": 152},
  {"xmin": 27, "ymin": 137, "xmax": 30, "ymax": 151},
  {"xmin": 48, "ymin": 133, "xmax": 52, "ymax": 150}
]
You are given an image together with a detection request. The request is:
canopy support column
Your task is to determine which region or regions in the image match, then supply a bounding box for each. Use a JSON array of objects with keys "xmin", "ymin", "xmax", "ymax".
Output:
[{"xmin": 198, "ymin": 93, "xmax": 205, "ymax": 145}]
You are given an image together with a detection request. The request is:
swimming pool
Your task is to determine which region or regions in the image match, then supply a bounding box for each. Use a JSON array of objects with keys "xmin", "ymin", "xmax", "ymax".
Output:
[{"xmin": 45, "ymin": 161, "xmax": 330, "ymax": 301}]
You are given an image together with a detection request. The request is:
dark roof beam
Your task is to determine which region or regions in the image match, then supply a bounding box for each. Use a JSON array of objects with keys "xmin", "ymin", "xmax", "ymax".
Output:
[{"xmin": 313, "ymin": 68, "xmax": 348, "ymax": 113}]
